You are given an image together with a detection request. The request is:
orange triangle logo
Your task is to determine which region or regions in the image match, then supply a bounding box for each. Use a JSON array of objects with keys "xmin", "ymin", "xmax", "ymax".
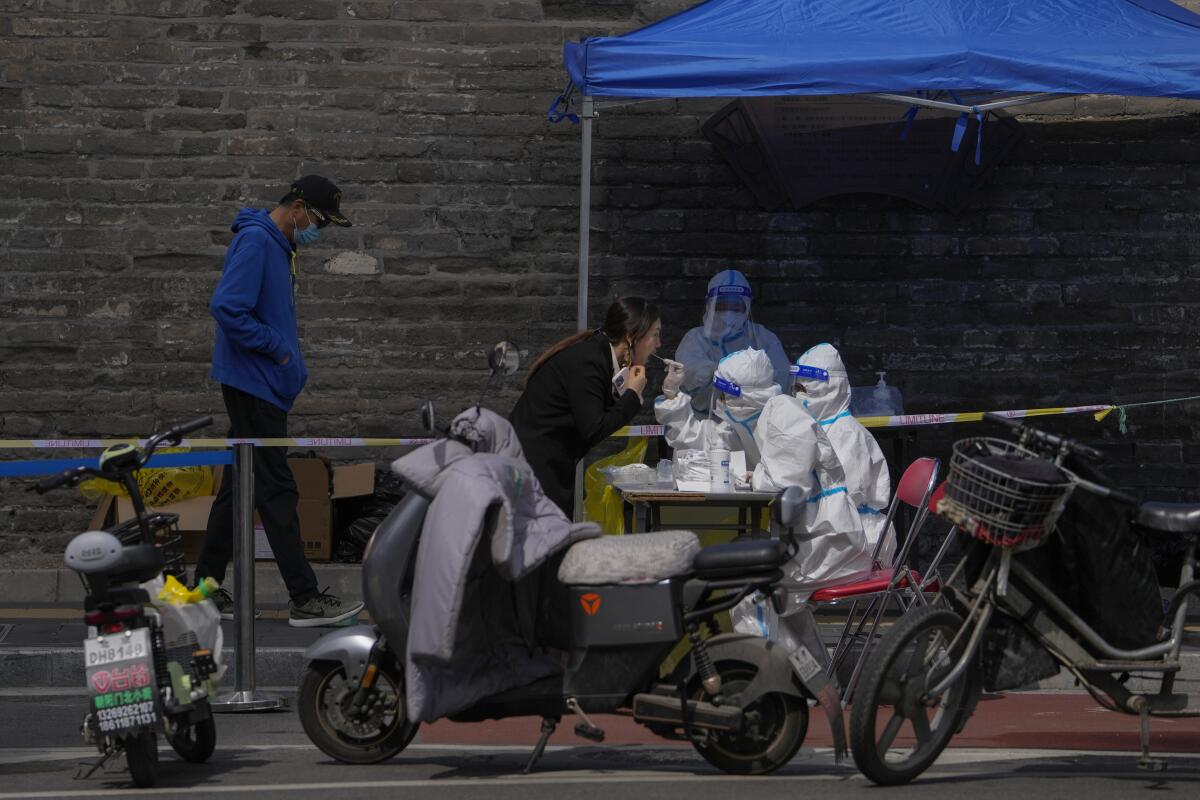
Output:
[{"xmin": 580, "ymin": 593, "xmax": 602, "ymax": 616}]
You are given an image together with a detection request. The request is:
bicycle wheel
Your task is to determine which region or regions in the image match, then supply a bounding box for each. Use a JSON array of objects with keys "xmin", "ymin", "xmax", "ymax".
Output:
[{"xmin": 850, "ymin": 606, "xmax": 981, "ymax": 786}]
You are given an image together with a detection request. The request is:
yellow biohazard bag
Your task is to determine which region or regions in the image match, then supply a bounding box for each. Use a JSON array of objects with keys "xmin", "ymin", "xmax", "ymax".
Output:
[
  {"xmin": 80, "ymin": 447, "xmax": 213, "ymax": 506},
  {"xmin": 583, "ymin": 437, "xmax": 649, "ymax": 534}
]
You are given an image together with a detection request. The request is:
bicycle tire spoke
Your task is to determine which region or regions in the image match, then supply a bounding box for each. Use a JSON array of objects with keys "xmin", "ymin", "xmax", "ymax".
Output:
[
  {"xmin": 911, "ymin": 705, "xmax": 932, "ymax": 744},
  {"xmin": 904, "ymin": 629, "xmax": 934, "ymax": 678},
  {"xmin": 876, "ymin": 712, "xmax": 905, "ymax": 756}
]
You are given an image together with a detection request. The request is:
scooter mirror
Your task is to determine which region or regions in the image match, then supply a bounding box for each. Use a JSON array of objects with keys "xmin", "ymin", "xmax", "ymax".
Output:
[
  {"xmin": 772, "ymin": 485, "xmax": 806, "ymax": 529},
  {"xmin": 488, "ymin": 341, "xmax": 521, "ymax": 376},
  {"xmin": 420, "ymin": 400, "xmax": 436, "ymax": 434}
]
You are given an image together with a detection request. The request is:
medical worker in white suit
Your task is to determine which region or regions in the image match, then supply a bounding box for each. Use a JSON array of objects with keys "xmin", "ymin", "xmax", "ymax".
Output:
[
  {"xmin": 731, "ymin": 371, "xmax": 875, "ymax": 671},
  {"xmin": 674, "ymin": 270, "xmax": 791, "ymax": 418},
  {"xmin": 792, "ymin": 343, "xmax": 896, "ymax": 567},
  {"xmin": 655, "ymin": 348, "xmax": 781, "ymax": 468}
]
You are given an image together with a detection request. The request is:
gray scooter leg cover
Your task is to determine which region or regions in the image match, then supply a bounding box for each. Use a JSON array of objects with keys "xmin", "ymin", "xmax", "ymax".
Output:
[
  {"xmin": 786, "ymin": 642, "xmax": 847, "ymax": 762},
  {"xmin": 303, "ymin": 625, "xmax": 378, "ymax": 684},
  {"xmin": 702, "ymin": 633, "xmax": 846, "ymax": 762}
]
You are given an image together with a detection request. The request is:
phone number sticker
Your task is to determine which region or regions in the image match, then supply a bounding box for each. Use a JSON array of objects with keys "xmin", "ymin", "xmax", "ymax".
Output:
[
  {"xmin": 94, "ymin": 700, "xmax": 157, "ymax": 734},
  {"xmin": 84, "ymin": 629, "xmax": 158, "ymax": 734}
]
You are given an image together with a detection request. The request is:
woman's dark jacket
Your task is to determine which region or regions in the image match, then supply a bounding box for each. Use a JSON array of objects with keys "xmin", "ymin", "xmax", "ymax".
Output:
[{"xmin": 510, "ymin": 333, "xmax": 641, "ymax": 517}]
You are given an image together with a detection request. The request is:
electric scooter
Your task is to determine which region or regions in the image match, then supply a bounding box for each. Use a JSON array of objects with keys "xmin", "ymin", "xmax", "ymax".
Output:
[
  {"xmin": 297, "ymin": 343, "xmax": 844, "ymax": 774},
  {"xmin": 34, "ymin": 417, "xmax": 221, "ymax": 788}
]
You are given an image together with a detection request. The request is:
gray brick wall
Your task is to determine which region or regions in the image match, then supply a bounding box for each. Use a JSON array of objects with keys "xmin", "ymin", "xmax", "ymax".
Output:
[{"xmin": 3, "ymin": 1, "xmax": 1200, "ymax": 553}]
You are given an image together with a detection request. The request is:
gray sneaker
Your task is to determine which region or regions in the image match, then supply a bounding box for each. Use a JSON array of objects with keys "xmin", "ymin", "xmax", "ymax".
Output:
[
  {"xmin": 208, "ymin": 588, "xmax": 261, "ymax": 621},
  {"xmin": 210, "ymin": 588, "xmax": 235, "ymax": 620},
  {"xmin": 289, "ymin": 588, "xmax": 364, "ymax": 628}
]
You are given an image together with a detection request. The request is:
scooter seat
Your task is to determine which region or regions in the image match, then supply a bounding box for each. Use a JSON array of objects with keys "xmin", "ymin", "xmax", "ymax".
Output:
[
  {"xmin": 558, "ymin": 530, "xmax": 700, "ymax": 585},
  {"xmin": 691, "ymin": 539, "xmax": 787, "ymax": 579}
]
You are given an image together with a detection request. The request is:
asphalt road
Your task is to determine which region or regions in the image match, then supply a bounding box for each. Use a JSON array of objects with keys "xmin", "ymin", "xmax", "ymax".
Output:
[{"xmin": 1, "ymin": 692, "xmax": 1198, "ymax": 800}]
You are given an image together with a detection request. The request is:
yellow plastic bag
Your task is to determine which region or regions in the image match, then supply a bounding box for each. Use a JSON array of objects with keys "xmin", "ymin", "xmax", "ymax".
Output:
[
  {"xmin": 583, "ymin": 437, "xmax": 649, "ymax": 534},
  {"xmin": 80, "ymin": 447, "xmax": 213, "ymax": 506}
]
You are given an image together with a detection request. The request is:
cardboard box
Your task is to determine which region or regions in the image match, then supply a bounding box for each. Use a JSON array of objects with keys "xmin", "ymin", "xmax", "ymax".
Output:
[
  {"xmin": 94, "ymin": 457, "xmax": 375, "ymax": 564},
  {"xmin": 92, "ymin": 494, "xmax": 215, "ymax": 564}
]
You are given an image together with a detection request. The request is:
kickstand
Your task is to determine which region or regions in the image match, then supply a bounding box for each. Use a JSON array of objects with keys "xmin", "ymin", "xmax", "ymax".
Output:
[
  {"xmin": 522, "ymin": 716, "xmax": 559, "ymax": 774},
  {"xmin": 1137, "ymin": 701, "xmax": 1168, "ymax": 772},
  {"xmin": 74, "ymin": 747, "xmax": 119, "ymax": 781}
]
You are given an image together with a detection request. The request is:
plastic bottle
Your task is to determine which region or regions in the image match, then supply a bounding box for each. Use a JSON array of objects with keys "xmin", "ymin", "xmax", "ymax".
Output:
[
  {"xmin": 159, "ymin": 574, "xmax": 219, "ymax": 605},
  {"xmin": 871, "ymin": 372, "xmax": 905, "ymax": 416},
  {"xmin": 656, "ymin": 459, "xmax": 674, "ymax": 488}
]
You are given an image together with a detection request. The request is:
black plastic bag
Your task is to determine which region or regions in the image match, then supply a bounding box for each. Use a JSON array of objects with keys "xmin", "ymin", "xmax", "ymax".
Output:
[
  {"xmin": 333, "ymin": 467, "xmax": 406, "ymax": 563},
  {"xmin": 1017, "ymin": 457, "xmax": 1161, "ymax": 651},
  {"xmin": 981, "ymin": 614, "xmax": 1060, "ymax": 692}
]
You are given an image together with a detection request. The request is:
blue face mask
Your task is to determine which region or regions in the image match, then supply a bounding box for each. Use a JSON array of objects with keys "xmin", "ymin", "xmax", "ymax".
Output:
[{"xmin": 294, "ymin": 208, "xmax": 322, "ymax": 247}]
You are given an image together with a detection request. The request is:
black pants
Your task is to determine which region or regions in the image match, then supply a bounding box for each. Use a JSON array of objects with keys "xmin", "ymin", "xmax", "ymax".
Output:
[{"xmin": 195, "ymin": 385, "xmax": 319, "ymax": 603}]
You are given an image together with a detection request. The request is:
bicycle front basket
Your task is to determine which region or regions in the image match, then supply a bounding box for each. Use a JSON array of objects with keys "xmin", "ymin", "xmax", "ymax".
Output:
[
  {"xmin": 108, "ymin": 512, "xmax": 186, "ymax": 578},
  {"xmin": 937, "ymin": 437, "xmax": 1075, "ymax": 550}
]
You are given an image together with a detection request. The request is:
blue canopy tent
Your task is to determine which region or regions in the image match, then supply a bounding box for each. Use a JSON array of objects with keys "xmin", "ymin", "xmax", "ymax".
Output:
[{"xmin": 554, "ymin": 0, "xmax": 1200, "ymax": 331}]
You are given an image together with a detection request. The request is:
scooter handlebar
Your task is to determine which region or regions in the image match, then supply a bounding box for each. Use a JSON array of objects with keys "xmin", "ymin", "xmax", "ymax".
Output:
[{"xmin": 33, "ymin": 466, "xmax": 91, "ymax": 495}]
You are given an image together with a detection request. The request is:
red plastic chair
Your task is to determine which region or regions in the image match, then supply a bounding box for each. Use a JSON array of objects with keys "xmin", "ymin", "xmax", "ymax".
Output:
[
  {"xmin": 918, "ymin": 480, "xmax": 957, "ymax": 594},
  {"xmin": 810, "ymin": 456, "xmax": 943, "ymax": 704}
]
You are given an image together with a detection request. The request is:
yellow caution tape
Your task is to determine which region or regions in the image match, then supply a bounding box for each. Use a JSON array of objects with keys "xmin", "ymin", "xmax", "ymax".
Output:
[
  {"xmin": 0, "ymin": 404, "xmax": 1118, "ymax": 450},
  {"xmin": 616, "ymin": 404, "xmax": 1114, "ymax": 437},
  {"xmin": 853, "ymin": 404, "xmax": 1114, "ymax": 430}
]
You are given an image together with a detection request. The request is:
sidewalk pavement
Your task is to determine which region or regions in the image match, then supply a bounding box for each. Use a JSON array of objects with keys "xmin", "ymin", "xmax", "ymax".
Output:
[{"xmin": 1, "ymin": 562, "xmax": 363, "ymax": 607}]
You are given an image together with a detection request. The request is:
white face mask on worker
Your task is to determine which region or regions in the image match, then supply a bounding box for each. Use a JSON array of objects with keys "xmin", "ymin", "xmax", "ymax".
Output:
[{"xmin": 715, "ymin": 311, "xmax": 744, "ymax": 333}]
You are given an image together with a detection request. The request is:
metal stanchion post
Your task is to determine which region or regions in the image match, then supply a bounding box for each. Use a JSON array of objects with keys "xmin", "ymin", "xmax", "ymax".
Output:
[{"xmin": 213, "ymin": 442, "xmax": 285, "ymax": 712}]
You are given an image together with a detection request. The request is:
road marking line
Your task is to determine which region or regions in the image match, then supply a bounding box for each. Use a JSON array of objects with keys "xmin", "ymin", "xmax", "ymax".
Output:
[{"xmin": 0, "ymin": 772, "xmax": 852, "ymax": 798}]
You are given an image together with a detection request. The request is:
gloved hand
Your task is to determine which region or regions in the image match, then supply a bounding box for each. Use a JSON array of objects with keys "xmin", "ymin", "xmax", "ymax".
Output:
[{"xmin": 662, "ymin": 360, "xmax": 685, "ymax": 398}]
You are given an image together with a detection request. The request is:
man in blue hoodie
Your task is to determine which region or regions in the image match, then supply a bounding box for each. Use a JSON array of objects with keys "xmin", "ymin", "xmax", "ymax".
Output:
[{"xmin": 195, "ymin": 175, "xmax": 364, "ymax": 627}]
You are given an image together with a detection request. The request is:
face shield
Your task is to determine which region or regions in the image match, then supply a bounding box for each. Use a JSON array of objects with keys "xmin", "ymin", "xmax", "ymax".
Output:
[
  {"xmin": 702, "ymin": 275, "xmax": 754, "ymax": 343},
  {"xmin": 790, "ymin": 363, "xmax": 830, "ymax": 397},
  {"xmin": 794, "ymin": 344, "xmax": 851, "ymax": 420},
  {"xmin": 709, "ymin": 373, "xmax": 742, "ymax": 420}
]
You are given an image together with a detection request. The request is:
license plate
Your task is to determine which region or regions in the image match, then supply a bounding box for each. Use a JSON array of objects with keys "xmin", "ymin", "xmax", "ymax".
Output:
[{"xmin": 84, "ymin": 628, "xmax": 159, "ymax": 735}]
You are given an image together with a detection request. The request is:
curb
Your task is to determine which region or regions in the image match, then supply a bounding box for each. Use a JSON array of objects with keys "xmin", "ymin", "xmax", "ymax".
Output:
[
  {"xmin": 0, "ymin": 646, "xmax": 308, "ymax": 689},
  {"xmin": 0, "ymin": 563, "xmax": 363, "ymax": 607}
]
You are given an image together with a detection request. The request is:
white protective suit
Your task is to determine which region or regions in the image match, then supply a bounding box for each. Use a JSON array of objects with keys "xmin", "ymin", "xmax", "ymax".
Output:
[
  {"xmin": 794, "ymin": 343, "xmax": 897, "ymax": 567},
  {"xmin": 751, "ymin": 395, "xmax": 872, "ymax": 597},
  {"xmin": 735, "ymin": 392, "xmax": 874, "ymax": 672},
  {"xmin": 674, "ymin": 270, "xmax": 792, "ymax": 418},
  {"xmin": 654, "ymin": 348, "xmax": 781, "ymax": 470}
]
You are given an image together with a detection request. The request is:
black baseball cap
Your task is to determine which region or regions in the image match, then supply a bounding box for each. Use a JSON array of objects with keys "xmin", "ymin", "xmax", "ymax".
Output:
[{"xmin": 289, "ymin": 175, "xmax": 351, "ymax": 227}]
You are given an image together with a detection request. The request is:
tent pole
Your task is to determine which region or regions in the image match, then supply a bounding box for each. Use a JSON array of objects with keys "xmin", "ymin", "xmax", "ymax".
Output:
[
  {"xmin": 573, "ymin": 95, "xmax": 595, "ymax": 523},
  {"xmin": 576, "ymin": 95, "xmax": 595, "ymax": 333},
  {"xmin": 868, "ymin": 92, "xmax": 1060, "ymax": 114}
]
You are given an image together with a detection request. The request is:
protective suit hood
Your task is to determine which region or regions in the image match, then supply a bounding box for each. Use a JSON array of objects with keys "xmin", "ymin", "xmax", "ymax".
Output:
[
  {"xmin": 714, "ymin": 348, "xmax": 781, "ymax": 416},
  {"xmin": 711, "ymin": 348, "xmax": 782, "ymax": 469},
  {"xmin": 795, "ymin": 343, "xmax": 850, "ymax": 422}
]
